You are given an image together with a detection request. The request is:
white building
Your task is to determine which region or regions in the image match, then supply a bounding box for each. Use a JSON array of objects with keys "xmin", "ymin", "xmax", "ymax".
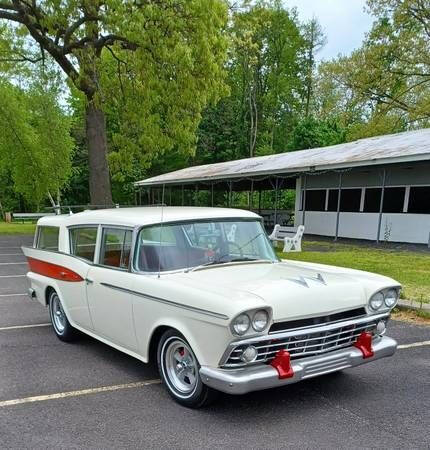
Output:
[{"xmin": 135, "ymin": 129, "xmax": 430, "ymax": 245}]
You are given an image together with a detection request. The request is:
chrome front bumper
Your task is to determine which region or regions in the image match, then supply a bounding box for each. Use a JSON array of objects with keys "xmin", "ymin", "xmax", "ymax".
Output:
[{"xmin": 200, "ymin": 335, "xmax": 397, "ymax": 395}]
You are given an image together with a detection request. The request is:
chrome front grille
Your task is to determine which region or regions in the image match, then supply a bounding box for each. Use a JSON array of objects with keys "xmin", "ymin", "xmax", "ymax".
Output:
[{"xmin": 222, "ymin": 313, "xmax": 385, "ymax": 368}]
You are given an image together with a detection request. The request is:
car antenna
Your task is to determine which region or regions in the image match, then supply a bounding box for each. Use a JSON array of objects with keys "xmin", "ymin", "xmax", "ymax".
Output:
[{"xmin": 157, "ymin": 184, "xmax": 165, "ymax": 279}]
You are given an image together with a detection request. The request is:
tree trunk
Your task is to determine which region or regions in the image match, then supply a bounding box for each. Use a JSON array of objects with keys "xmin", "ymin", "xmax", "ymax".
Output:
[{"xmin": 85, "ymin": 100, "xmax": 113, "ymax": 206}]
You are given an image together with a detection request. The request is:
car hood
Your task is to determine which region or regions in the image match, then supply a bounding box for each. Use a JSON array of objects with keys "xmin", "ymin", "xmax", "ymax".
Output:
[{"xmin": 172, "ymin": 260, "xmax": 399, "ymax": 321}]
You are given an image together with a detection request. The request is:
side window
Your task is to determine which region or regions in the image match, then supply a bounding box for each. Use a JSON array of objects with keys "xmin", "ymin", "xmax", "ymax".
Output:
[
  {"xmin": 36, "ymin": 226, "xmax": 59, "ymax": 251},
  {"xmin": 100, "ymin": 228, "xmax": 133, "ymax": 269},
  {"xmin": 70, "ymin": 227, "xmax": 98, "ymax": 262}
]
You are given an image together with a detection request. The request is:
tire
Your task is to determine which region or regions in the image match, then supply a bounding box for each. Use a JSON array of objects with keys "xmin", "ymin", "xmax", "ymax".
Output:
[
  {"xmin": 48, "ymin": 290, "xmax": 78, "ymax": 342},
  {"xmin": 157, "ymin": 329, "xmax": 218, "ymax": 408}
]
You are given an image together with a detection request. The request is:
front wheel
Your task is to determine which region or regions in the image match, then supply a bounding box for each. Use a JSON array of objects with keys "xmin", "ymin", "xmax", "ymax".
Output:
[
  {"xmin": 157, "ymin": 329, "xmax": 218, "ymax": 408},
  {"xmin": 48, "ymin": 290, "xmax": 78, "ymax": 342}
]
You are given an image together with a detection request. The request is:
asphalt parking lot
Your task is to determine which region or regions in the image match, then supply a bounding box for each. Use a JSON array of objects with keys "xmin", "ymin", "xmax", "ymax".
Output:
[{"xmin": 0, "ymin": 235, "xmax": 429, "ymax": 449}]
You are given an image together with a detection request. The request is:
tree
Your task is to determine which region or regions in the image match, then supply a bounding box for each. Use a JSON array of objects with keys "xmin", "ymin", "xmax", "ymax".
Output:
[
  {"xmin": 301, "ymin": 17, "xmax": 326, "ymax": 117},
  {"xmin": 320, "ymin": 0, "xmax": 430, "ymax": 136},
  {"xmin": 288, "ymin": 116, "xmax": 346, "ymax": 150},
  {"xmin": 0, "ymin": 80, "xmax": 73, "ymax": 209},
  {"xmin": 197, "ymin": 0, "xmax": 304, "ymax": 161},
  {"xmin": 0, "ymin": 1, "xmax": 228, "ymax": 204}
]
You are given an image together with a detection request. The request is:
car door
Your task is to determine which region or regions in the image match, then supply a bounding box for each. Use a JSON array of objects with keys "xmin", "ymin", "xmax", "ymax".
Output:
[{"xmin": 85, "ymin": 226, "xmax": 138, "ymax": 352}]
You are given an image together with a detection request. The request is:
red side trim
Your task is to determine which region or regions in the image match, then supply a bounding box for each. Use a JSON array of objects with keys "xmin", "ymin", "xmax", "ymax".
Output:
[
  {"xmin": 27, "ymin": 257, "xmax": 84, "ymax": 282},
  {"xmin": 270, "ymin": 349, "xmax": 294, "ymax": 379},
  {"xmin": 353, "ymin": 332, "xmax": 374, "ymax": 359}
]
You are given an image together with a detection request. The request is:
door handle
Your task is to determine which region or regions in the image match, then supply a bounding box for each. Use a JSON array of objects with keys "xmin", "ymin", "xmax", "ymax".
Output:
[{"xmin": 85, "ymin": 278, "xmax": 94, "ymax": 284}]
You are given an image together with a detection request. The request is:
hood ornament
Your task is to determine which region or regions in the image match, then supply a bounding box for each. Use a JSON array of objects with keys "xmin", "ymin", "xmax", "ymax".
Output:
[{"xmin": 285, "ymin": 273, "xmax": 326, "ymax": 288}]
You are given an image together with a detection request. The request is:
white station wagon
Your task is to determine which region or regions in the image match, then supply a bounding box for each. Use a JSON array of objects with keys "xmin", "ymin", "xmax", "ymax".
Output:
[{"xmin": 23, "ymin": 207, "xmax": 399, "ymax": 407}]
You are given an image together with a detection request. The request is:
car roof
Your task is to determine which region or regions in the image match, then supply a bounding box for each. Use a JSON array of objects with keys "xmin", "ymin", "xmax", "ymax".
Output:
[{"xmin": 37, "ymin": 207, "xmax": 260, "ymax": 228}]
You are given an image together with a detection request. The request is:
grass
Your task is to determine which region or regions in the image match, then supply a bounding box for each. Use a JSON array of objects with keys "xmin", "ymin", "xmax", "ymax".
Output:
[
  {"xmin": 278, "ymin": 240, "xmax": 430, "ymax": 304},
  {"xmin": 0, "ymin": 221, "xmax": 36, "ymax": 235}
]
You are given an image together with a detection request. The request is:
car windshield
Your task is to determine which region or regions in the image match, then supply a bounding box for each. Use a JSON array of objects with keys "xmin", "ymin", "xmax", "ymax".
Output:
[{"xmin": 135, "ymin": 219, "xmax": 277, "ymax": 272}]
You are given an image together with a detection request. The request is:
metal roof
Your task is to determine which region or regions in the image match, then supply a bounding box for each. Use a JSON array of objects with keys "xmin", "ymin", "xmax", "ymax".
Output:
[
  {"xmin": 38, "ymin": 207, "xmax": 259, "ymax": 227},
  {"xmin": 135, "ymin": 128, "xmax": 430, "ymax": 187}
]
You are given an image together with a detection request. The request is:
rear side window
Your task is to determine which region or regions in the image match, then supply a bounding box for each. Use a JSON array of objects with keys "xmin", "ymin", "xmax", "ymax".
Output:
[
  {"xmin": 100, "ymin": 228, "xmax": 133, "ymax": 269},
  {"xmin": 70, "ymin": 227, "xmax": 98, "ymax": 262},
  {"xmin": 36, "ymin": 226, "xmax": 59, "ymax": 251}
]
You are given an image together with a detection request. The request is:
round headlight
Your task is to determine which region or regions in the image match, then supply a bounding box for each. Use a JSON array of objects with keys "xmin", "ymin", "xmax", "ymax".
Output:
[
  {"xmin": 384, "ymin": 289, "xmax": 398, "ymax": 308},
  {"xmin": 252, "ymin": 310, "xmax": 269, "ymax": 332},
  {"xmin": 232, "ymin": 313, "xmax": 250, "ymax": 335},
  {"xmin": 369, "ymin": 291, "xmax": 384, "ymax": 311}
]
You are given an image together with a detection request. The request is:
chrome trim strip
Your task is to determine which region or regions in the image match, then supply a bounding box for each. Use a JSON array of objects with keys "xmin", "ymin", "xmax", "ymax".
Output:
[
  {"xmin": 100, "ymin": 282, "xmax": 229, "ymax": 321},
  {"xmin": 219, "ymin": 312, "xmax": 389, "ymax": 366},
  {"xmin": 202, "ymin": 336, "xmax": 397, "ymax": 395},
  {"xmin": 231, "ymin": 312, "xmax": 389, "ymax": 346}
]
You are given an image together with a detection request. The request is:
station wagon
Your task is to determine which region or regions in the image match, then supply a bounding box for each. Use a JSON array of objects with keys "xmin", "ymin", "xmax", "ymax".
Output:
[{"xmin": 23, "ymin": 207, "xmax": 399, "ymax": 407}]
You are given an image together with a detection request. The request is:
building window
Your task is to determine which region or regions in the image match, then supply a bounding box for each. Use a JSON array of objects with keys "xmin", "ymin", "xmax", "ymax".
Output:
[
  {"xmin": 327, "ymin": 189, "xmax": 339, "ymax": 211},
  {"xmin": 36, "ymin": 226, "xmax": 59, "ymax": 251},
  {"xmin": 383, "ymin": 187, "xmax": 405, "ymax": 213},
  {"xmin": 100, "ymin": 228, "xmax": 133, "ymax": 269},
  {"xmin": 305, "ymin": 190, "xmax": 326, "ymax": 211},
  {"xmin": 364, "ymin": 188, "xmax": 382, "ymax": 213},
  {"xmin": 340, "ymin": 189, "xmax": 361, "ymax": 212},
  {"xmin": 408, "ymin": 186, "xmax": 430, "ymax": 214},
  {"xmin": 70, "ymin": 227, "xmax": 98, "ymax": 262}
]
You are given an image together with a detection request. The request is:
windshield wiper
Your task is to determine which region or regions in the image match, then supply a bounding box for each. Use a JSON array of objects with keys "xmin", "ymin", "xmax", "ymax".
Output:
[
  {"xmin": 229, "ymin": 257, "xmax": 259, "ymax": 262},
  {"xmin": 184, "ymin": 259, "xmax": 230, "ymax": 273}
]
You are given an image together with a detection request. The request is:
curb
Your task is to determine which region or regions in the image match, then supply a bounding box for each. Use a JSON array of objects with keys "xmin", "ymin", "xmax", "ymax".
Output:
[{"xmin": 397, "ymin": 299, "xmax": 430, "ymax": 313}]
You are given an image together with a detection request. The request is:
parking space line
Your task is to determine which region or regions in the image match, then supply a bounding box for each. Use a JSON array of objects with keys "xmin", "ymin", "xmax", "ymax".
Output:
[
  {"xmin": 0, "ymin": 293, "xmax": 27, "ymax": 297},
  {"xmin": 398, "ymin": 340, "xmax": 430, "ymax": 349},
  {"xmin": 0, "ymin": 253, "xmax": 24, "ymax": 256},
  {"xmin": 0, "ymin": 323, "xmax": 50, "ymax": 331},
  {"xmin": 0, "ymin": 262, "xmax": 27, "ymax": 265},
  {"xmin": 0, "ymin": 380, "xmax": 162, "ymax": 408},
  {"xmin": 0, "ymin": 275, "xmax": 26, "ymax": 278}
]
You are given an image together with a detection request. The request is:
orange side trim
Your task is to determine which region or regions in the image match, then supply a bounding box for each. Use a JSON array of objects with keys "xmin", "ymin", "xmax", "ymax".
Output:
[{"xmin": 27, "ymin": 257, "xmax": 84, "ymax": 282}]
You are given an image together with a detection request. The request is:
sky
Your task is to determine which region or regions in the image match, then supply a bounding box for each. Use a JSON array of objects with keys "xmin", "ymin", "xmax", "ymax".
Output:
[{"xmin": 285, "ymin": 0, "xmax": 374, "ymax": 61}]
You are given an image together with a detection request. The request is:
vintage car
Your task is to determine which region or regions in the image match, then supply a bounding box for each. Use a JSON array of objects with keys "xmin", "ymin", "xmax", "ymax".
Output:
[{"xmin": 23, "ymin": 207, "xmax": 399, "ymax": 407}]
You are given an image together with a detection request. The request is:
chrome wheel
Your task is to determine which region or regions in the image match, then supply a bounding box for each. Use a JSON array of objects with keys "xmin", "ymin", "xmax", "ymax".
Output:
[
  {"xmin": 163, "ymin": 338, "xmax": 198, "ymax": 395},
  {"xmin": 50, "ymin": 293, "xmax": 66, "ymax": 334}
]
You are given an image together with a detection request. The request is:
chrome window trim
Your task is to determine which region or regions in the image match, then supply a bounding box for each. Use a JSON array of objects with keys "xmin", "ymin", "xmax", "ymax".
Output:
[
  {"xmin": 131, "ymin": 218, "xmax": 277, "ymax": 274},
  {"xmin": 21, "ymin": 246, "xmax": 94, "ymax": 266},
  {"xmin": 68, "ymin": 224, "xmax": 99, "ymax": 264},
  {"xmin": 97, "ymin": 225, "xmax": 134, "ymax": 270},
  {"xmin": 100, "ymin": 282, "xmax": 229, "ymax": 321},
  {"xmin": 35, "ymin": 225, "xmax": 60, "ymax": 251}
]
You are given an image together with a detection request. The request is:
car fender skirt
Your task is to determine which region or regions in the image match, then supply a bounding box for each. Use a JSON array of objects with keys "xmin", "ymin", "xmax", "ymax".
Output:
[{"xmin": 27, "ymin": 257, "xmax": 84, "ymax": 282}]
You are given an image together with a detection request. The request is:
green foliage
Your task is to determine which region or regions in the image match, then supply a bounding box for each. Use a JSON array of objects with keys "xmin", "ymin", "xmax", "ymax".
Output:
[
  {"xmin": 288, "ymin": 117, "xmax": 346, "ymax": 150},
  {"xmin": 0, "ymin": 0, "xmax": 229, "ymax": 204},
  {"xmin": 317, "ymin": 0, "xmax": 430, "ymax": 140},
  {"xmin": 197, "ymin": 0, "xmax": 305, "ymax": 163},
  {"xmin": 98, "ymin": 0, "xmax": 229, "ymax": 181},
  {"xmin": 0, "ymin": 80, "xmax": 73, "ymax": 209}
]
